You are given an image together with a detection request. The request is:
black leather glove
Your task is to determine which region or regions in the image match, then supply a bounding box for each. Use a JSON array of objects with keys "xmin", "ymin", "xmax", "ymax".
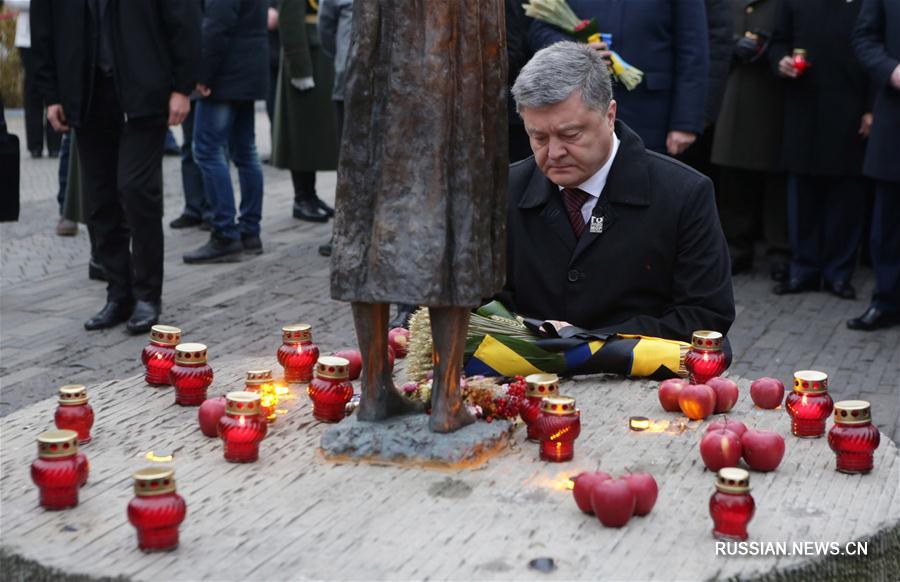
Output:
[{"xmin": 734, "ymin": 35, "xmax": 761, "ymax": 63}]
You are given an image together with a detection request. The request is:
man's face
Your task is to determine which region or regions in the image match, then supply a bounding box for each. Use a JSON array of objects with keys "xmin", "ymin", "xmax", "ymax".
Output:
[{"xmin": 520, "ymin": 91, "xmax": 616, "ymax": 188}]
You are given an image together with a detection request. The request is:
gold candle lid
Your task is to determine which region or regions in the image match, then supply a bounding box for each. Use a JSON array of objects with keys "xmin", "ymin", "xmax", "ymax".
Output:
[
  {"xmin": 716, "ymin": 467, "xmax": 751, "ymax": 494},
  {"xmin": 540, "ymin": 396, "xmax": 577, "ymax": 416},
  {"xmin": 833, "ymin": 400, "xmax": 872, "ymax": 425},
  {"xmin": 37, "ymin": 430, "xmax": 79, "ymax": 458},
  {"xmin": 175, "ymin": 342, "xmax": 208, "ymax": 364},
  {"xmin": 225, "ymin": 391, "xmax": 262, "ymax": 416},
  {"xmin": 245, "ymin": 369, "xmax": 273, "ymax": 387},
  {"xmin": 316, "ymin": 356, "xmax": 350, "ymax": 380},
  {"xmin": 58, "ymin": 384, "xmax": 88, "ymax": 406},
  {"xmin": 282, "ymin": 323, "xmax": 312, "ymax": 343},
  {"xmin": 691, "ymin": 330, "xmax": 723, "ymax": 351},
  {"xmin": 793, "ymin": 48, "xmax": 807, "ymax": 56},
  {"xmin": 149, "ymin": 325, "xmax": 182, "ymax": 346},
  {"xmin": 525, "ymin": 373, "xmax": 559, "ymax": 399},
  {"xmin": 133, "ymin": 467, "xmax": 177, "ymax": 496},
  {"xmin": 793, "ymin": 370, "xmax": 828, "ymax": 394}
]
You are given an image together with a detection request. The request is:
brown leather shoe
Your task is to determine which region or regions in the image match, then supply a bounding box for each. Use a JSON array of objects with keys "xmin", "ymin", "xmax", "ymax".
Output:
[{"xmin": 56, "ymin": 217, "xmax": 78, "ymax": 236}]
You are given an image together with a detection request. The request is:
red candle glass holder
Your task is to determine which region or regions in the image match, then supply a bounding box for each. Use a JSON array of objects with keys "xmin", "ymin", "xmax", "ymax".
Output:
[
  {"xmin": 245, "ymin": 369, "xmax": 277, "ymax": 423},
  {"xmin": 127, "ymin": 467, "xmax": 187, "ymax": 552},
  {"xmin": 785, "ymin": 370, "xmax": 833, "ymax": 438},
  {"xmin": 709, "ymin": 468, "xmax": 755, "ymax": 541},
  {"xmin": 31, "ymin": 430, "xmax": 81, "ymax": 510},
  {"xmin": 685, "ymin": 331, "xmax": 728, "ymax": 385},
  {"xmin": 277, "ymin": 323, "xmax": 320, "ymax": 385},
  {"xmin": 169, "ymin": 343, "xmax": 213, "ymax": 406},
  {"xmin": 828, "ymin": 400, "xmax": 880, "ymax": 474},
  {"xmin": 54, "ymin": 385, "xmax": 94, "ymax": 444},
  {"xmin": 141, "ymin": 325, "xmax": 182, "ymax": 386},
  {"xmin": 534, "ymin": 396, "xmax": 581, "ymax": 462},
  {"xmin": 218, "ymin": 391, "xmax": 268, "ymax": 462},
  {"xmin": 792, "ymin": 49, "xmax": 808, "ymax": 75},
  {"xmin": 308, "ymin": 356, "xmax": 354, "ymax": 423},
  {"xmin": 522, "ymin": 373, "xmax": 559, "ymax": 441},
  {"xmin": 75, "ymin": 450, "xmax": 89, "ymax": 487}
]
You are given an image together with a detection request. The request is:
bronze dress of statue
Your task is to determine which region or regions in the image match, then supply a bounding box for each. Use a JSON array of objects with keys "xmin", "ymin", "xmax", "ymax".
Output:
[{"xmin": 330, "ymin": 0, "xmax": 508, "ymax": 432}]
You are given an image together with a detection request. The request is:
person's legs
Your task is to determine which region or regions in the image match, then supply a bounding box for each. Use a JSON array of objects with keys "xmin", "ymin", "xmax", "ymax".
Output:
[
  {"xmin": 717, "ymin": 166, "xmax": 761, "ymax": 273},
  {"xmin": 292, "ymin": 170, "xmax": 329, "ymax": 222},
  {"xmin": 230, "ymin": 101, "xmax": 263, "ymax": 238},
  {"xmin": 171, "ymin": 107, "xmax": 208, "ymax": 226},
  {"xmin": 193, "ymin": 100, "xmax": 239, "ymax": 240},
  {"xmin": 19, "ymin": 47, "xmax": 43, "ymax": 156},
  {"xmin": 787, "ymin": 175, "xmax": 823, "ymax": 284},
  {"xmin": 870, "ymin": 181, "xmax": 900, "ymax": 313},
  {"xmin": 821, "ymin": 176, "xmax": 865, "ymax": 291}
]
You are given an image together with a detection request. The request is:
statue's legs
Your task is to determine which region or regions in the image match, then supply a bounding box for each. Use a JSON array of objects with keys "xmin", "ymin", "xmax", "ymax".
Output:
[
  {"xmin": 428, "ymin": 306, "xmax": 475, "ymax": 433},
  {"xmin": 352, "ymin": 302, "xmax": 421, "ymax": 421}
]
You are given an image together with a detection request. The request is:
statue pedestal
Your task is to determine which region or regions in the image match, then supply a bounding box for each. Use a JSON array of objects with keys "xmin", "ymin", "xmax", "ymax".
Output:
[{"xmin": 320, "ymin": 414, "xmax": 513, "ymax": 468}]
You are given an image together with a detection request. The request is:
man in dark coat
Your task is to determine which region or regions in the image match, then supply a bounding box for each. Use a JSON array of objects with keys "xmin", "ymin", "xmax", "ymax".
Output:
[
  {"xmin": 712, "ymin": 0, "xmax": 790, "ymax": 278},
  {"xmin": 849, "ymin": 0, "xmax": 900, "ymax": 330},
  {"xmin": 529, "ymin": 0, "xmax": 709, "ymax": 156},
  {"xmin": 503, "ymin": 42, "xmax": 734, "ymax": 343},
  {"xmin": 30, "ymin": 0, "xmax": 201, "ymax": 333},
  {"xmin": 183, "ymin": 0, "xmax": 269, "ymax": 263},
  {"xmin": 769, "ymin": 0, "xmax": 871, "ymax": 299}
]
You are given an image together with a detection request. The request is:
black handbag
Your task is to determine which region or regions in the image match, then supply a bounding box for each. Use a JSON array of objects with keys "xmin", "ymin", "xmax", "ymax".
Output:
[{"xmin": 0, "ymin": 95, "xmax": 21, "ymax": 222}]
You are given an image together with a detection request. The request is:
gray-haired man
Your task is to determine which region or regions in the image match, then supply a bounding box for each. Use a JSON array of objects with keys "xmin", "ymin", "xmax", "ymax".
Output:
[{"xmin": 499, "ymin": 42, "xmax": 734, "ymax": 343}]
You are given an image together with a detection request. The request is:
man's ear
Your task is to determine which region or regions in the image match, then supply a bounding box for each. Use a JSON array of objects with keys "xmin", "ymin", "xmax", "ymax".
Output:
[{"xmin": 606, "ymin": 100, "xmax": 617, "ymax": 129}]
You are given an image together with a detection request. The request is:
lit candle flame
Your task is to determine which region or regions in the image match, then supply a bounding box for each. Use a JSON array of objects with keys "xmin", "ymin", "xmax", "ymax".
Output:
[
  {"xmin": 145, "ymin": 451, "xmax": 174, "ymax": 463},
  {"xmin": 528, "ymin": 471, "xmax": 577, "ymax": 491}
]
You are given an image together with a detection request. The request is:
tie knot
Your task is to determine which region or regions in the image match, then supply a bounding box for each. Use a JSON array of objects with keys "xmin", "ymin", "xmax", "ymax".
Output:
[{"xmin": 562, "ymin": 188, "xmax": 590, "ymax": 207}]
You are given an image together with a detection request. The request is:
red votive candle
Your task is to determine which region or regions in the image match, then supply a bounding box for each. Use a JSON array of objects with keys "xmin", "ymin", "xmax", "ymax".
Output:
[
  {"xmin": 522, "ymin": 373, "xmax": 559, "ymax": 442},
  {"xmin": 245, "ymin": 369, "xmax": 277, "ymax": 423},
  {"xmin": 218, "ymin": 391, "xmax": 268, "ymax": 462},
  {"xmin": 308, "ymin": 356, "xmax": 354, "ymax": 423},
  {"xmin": 54, "ymin": 385, "xmax": 94, "ymax": 444},
  {"xmin": 785, "ymin": 370, "xmax": 833, "ymax": 438},
  {"xmin": 534, "ymin": 396, "xmax": 581, "ymax": 462},
  {"xmin": 31, "ymin": 430, "xmax": 82, "ymax": 510},
  {"xmin": 169, "ymin": 343, "xmax": 213, "ymax": 406},
  {"xmin": 828, "ymin": 400, "xmax": 880, "ymax": 474},
  {"xmin": 127, "ymin": 467, "xmax": 187, "ymax": 552},
  {"xmin": 277, "ymin": 323, "xmax": 319, "ymax": 385},
  {"xmin": 141, "ymin": 325, "xmax": 181, "ymax": 386},
  {"xmin": 684, "ymin": 331, "xmax": 728, "ymax": 385},
  {"xmin": 709, "ymin": 467, "xmax": 755, "ymax": 541},
  {"xmin": 792, "ymin": 49, "xmax": 808, "ymax": 75}
]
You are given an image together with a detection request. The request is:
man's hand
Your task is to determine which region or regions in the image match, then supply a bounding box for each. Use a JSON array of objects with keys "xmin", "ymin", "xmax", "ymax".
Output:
[
  {"xmin": 47, "ymin": 104, "xmax": 69, "ymax": 132},
  {"xmin": 268, "ymin": 7, "xmax": 279, "ymax": 30},
  {"xmin": 195, "ymin": 83, "xmax": 212, "ymax": 98},
  {"xmin": 666, "ymin": 131, "xmax": 696, "ymax": 156},
  {"xmin": 859, "ymin": 112, "xmax": 873, "ymax": 138},
  {"xmin": 778, "ymin": 55, "xmax": 799, "ymax": 78},
  {"xmin": 587, "ymin": 39, "xmax": 612, "ymax": 65},
  {"xmin": 891, "ymin": 63, "xmax": 900, "ymax": 90},
  {"xmin": 167, "ymin": 92, "xmax": 190, "ymax": 126}
]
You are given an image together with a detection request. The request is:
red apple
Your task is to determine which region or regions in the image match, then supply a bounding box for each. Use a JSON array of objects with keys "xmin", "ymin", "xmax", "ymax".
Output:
[
  {"xmin": 741, "ymin": 429, "xmax": 785, "ymax": 472},
  {"xmin": 334, "ymin": 349, "xmax": 363, "ymax": 381},
  {"xmin": 658, "ymin": 378, "xmax": 688, "ymax": 412},
  {"xmin": 750, "ymin": 377, "xmax": 785, "ymax": 409},
  {"xmin": 700, "ymin": 429, "xmax": 743, "ymax": 471},
  {"xmin": 707, "ymin": 377, "xmax": 739, "ymax": 413},
  {"xmin": 678, "ymin": 384, "xmax": 716, "ymax": 420},
  {"xmin": 198, "ymin": 396, "xmax": 226, "ymax": 437},
  {"xmin": 620, "ymin": 473, "xmax": 658, "ymax": 516},
  {"xmin": 388, "ymin": 327, "xmax": 411, "ymax": 358},
  {"xmin": 571, "ymin": 471, "xmax": 612, "ymax": 514},
  {"xmin": 591, "ymin": 479, "xmax": 636, "ymax": 528},
  {"xmin": 706, "ymin": 418, "xmax": 748, "ymax": 438}
]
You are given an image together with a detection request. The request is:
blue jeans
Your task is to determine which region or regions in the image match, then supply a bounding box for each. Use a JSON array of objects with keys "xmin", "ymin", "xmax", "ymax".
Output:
[
  {"xmin": 179, "ymin": 108, "xmax": 209, "ymax": 222},
  {"xmin": 193, "ymin": 100, "xmax": 263, "ymax": 240}
]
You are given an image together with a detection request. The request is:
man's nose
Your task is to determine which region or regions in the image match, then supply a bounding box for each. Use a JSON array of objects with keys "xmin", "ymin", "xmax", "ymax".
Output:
[{"xmin": 548, "ymin": 137, "xmax": 567, "ymax": 160}]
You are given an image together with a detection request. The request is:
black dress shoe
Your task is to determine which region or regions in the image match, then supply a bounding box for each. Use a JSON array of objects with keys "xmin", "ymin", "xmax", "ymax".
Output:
[
  {"xmin": 769, "ymin": 261, "xmax": 789, "ymax": 283},
  {"xmin": 824, "ymin": 280, "xmax": 857, "ymax": 300},
  {"xmin": 88, "ymin": 259, "xmax": 107, "ymax": 282},
  {"xmin": 84, "ymin": 300, "xmax": 133, "ymax": 331},
  {"xmin": 126, "ymin": 300, "xmax": 161, "ymax": 335},
  {"xmin": 169, "ymin": 214, "xmax": 203, "ymax": 229},
  {"xmin": 241, "ymin": 233, "xmax": 264, "ymax": 255},
  {"xmin": 317, "ymin": 198, "xmax": 335, "ymax": 217},
  {"xmin": 293, "ymin": 199, "xmax": 330, "ymax": 223},
  {"xmin": 318, "ymin": 242, "xmax": 332, "ymax": 257},
  {"xmin": 183, "ymin": 235, "xmax": 243, "ymax": 264},
  {"xmin": 773, "ymin": 278, "xmax": 821, "ymax": 296},
  {"xmin": 389, "ymin": 304, "xmax": 419, "ymax": 329},
  {"xmin": 847, "ymin": 306, "xmax": 900, "ymax": 331}
]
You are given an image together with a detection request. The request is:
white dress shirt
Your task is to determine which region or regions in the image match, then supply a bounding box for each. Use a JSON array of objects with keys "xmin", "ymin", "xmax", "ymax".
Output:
[{"xmin": 559, "ymin": 133, "xmax": 620, "ymax": 223}]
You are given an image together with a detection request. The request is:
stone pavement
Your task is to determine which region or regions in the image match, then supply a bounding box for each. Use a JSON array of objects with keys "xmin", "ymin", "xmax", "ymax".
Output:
[{"xmin": 1, "ymin": 108, "xmax": 898, "ymax": 445}]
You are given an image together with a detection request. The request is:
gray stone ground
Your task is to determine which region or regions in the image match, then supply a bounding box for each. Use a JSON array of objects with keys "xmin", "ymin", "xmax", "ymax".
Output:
[{"xmin": 1, "ymin": 108, "xmax": 898, "ymax": 445}]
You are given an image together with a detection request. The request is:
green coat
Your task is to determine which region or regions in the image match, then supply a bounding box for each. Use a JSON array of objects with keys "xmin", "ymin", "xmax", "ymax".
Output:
[{"xmin": 271, "ymin": 0, "xmax": 338, "ymax": 172}]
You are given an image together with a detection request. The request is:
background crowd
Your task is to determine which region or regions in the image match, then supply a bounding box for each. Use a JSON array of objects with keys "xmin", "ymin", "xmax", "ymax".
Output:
[{"xmin": 1, "ymin": 0, "xmax": 898, "ymax": 333}]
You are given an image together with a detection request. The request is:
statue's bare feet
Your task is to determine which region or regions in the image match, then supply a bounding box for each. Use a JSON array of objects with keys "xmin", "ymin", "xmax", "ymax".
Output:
[
  {"xmin": 358, "ymin": 380, "xmax": 424, "ymax": 421},
  {"xmin": 429, "ymin": 401, "xmax": 475, "ymax": 433}
]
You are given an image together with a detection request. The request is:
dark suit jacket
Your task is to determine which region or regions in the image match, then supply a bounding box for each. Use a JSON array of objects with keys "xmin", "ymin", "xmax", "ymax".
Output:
[
  {"xmin": 853, "ymin": 0, "xmax": 900, "ymax": 183},
  {"xmin": 30, "ymin": 0, "xmax": 201, "ymax": 127},
  {"xmin": 500, "ymin": 121, "xmax": 735, "ymax": 343},
  {"xmin": 200, "ymin": 0, "xmax": 269, "ymax": 101},
  {"xmin": 528, "ymin": 0, "xmax": 709, "ymax": 152}
]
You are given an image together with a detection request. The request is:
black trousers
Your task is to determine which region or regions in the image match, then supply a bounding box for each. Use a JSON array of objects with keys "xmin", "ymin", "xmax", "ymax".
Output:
[
  {"xmin": 19, "ymin": 48, "xmax": 62, "ymax": 155},
  {"xmin": 717, "ymin": 167, "xmax": 790, "ymax": 263},
  {"xmin": 75, "ymin": 75, "xmax": 166, "ymax": 304},
  {"xmin": 869, "ymin": 180, "xmax": 900, "ymax": 312}
]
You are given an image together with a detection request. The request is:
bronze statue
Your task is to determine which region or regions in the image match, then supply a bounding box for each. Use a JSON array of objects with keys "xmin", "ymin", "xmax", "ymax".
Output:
[{"xmin": 330, "ymin": 0, "xmax": 508, "ymax": 433}]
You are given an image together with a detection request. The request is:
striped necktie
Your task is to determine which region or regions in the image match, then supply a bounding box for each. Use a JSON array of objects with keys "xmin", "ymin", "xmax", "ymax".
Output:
[{"xmin": 561, "ymin": 188, "xmax": 591, "ymax": 237}]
